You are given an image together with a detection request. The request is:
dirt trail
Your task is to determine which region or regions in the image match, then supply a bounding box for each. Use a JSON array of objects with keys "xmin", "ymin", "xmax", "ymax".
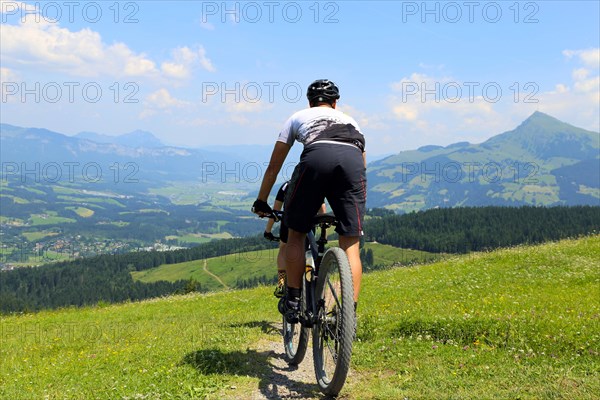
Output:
[
  {"xmin": 203, "ymin": 260, "xmax": 229, "ymax": 289},
  {"xmin": 249, "ymin": 336, "xmax": 323, "ymax": 400}
]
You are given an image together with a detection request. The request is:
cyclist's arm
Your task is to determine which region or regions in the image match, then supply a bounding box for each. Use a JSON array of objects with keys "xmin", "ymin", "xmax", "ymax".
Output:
[
  {"xmin": 257, "ymin": 141, "xmax": 291, "ymax": 202},
  {"xmin": 363, "ymin": 151, "xmax": 367, "ymax": 168}
]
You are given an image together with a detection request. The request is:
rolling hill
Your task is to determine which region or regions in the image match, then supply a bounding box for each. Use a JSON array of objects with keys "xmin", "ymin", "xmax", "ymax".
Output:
[{"xmin": 130, "ymin": 242, "xmax": 442, "ymax": 290}]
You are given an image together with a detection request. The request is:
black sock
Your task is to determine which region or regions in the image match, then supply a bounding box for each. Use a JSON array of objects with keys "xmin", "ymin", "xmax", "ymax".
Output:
[{"xmin": 287, "ymin": 287, "xmax": 301, "ymax": 300}]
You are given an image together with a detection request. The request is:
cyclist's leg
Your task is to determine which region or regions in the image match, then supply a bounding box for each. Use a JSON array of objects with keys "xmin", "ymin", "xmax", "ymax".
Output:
[
  {"xmin": 277, "ymin": 241, "xmax": 286, "ymax": 273},
  {"xmin": 338, "ymin": 235, "xmax": 362, "ymax": 302},
  {"xmin": 275, "ymin": 220, "xmax": 289, "ymax": 297},
  {"xmin": 274, "ymin": 241, "xmax": 286, "ymax": 298},
  {"xmin": 285, "ymin": 228, "xmax": 307, "ymax": 289}
]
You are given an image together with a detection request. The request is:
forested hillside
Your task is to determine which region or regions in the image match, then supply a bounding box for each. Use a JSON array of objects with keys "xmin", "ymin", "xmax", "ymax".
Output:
[
  {"xmin": 1, "ymin": 206, "xmax": 599, "ymax": 314},
  {"xmin": 0, "ymin": 235, "xmax": 272, "ymax": 313},
  {"xmin": 364, "ymin": 205, "xmax": 600, "ymax": 253}
]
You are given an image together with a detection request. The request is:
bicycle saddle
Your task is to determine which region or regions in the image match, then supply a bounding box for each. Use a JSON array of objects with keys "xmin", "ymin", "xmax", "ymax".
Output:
[{"xmin": 312, "ymin": 213, "xmax": 337, "ymax": 225}]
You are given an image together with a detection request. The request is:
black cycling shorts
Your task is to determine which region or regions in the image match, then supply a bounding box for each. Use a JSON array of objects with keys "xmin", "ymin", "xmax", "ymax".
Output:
[
  {"xmin": 284, "ymin": 142, "xmax": 366, "ymax": 236},
  {"xmin": 279, "ymin": 221, "xmax": 289, "ymax": 243}
]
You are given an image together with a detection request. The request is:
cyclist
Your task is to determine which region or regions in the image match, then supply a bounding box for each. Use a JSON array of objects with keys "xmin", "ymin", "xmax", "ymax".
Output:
[
  {"xmin": 252, "ymin": 79, "xmax": 366, "ymax": 325},
  {"xmin": 263, "ymin": 181, "xmax": 289, "ymax": 298}
]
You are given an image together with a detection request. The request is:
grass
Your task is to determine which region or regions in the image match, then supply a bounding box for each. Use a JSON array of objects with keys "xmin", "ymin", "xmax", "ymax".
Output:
[
  {"xmin": 119, "ymin": 209, "xmax": 167, "ymax": 216},
  {"xmin": 29, "ymin": 211, "xmax": 76, "ymax": 226},
  {"xmin": 349, "ymin": 235, "xmax": 600, "ymax": 398},
  {"xmin": 362, "ymin": 242, "xmax": 442, "ymax": 267},
  {"xmin": 56, "ymin": 195, "xmax": 125, "ymax": 207},
  {"xmin": 131, "ymin": 248, "xmax": 281, "ymax": 291},
  {"xmin": 167, "ymin": 232, "xmax": 234, "ymax": 245},
  {"xmin": 0, "ymin": 216, "xmax": 25, "ymax": 226},
  {"xmin": 21, "ymin": 230, "xmax": 60, "ymax": 242},
  {"xmin": 1, "ymin": 236, "xmax": 598, "ymax": 399},
  {"xmin": 66, "ymin": 207, "xmax": 95, "ymax": 218},
  {"xmin": 100, "ymin": 221, "xmax": 130, "ymax": 227},
  {"xmin": 0, "ymin": 194, "xmax": 30, "ymax": 204},
  {"xmin": 148, "ymin": 182, "xmax": 254, "ymax": 207}
]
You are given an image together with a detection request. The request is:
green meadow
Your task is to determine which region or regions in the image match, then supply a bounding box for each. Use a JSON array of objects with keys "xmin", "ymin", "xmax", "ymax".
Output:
[{"xmin": 1, "ymin": 236, "xmax": 598, "ymax": 399}]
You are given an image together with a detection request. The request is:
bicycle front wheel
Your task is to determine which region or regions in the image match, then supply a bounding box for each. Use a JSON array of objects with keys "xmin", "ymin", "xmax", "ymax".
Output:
[{"xmin": 313, "ymin": 247, "xmax": 355, "ymax": 396}]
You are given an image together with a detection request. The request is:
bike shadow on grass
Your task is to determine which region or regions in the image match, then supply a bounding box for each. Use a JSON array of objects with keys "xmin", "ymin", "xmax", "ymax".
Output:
[
  {"xmin": 181, "ymin": 320, "xmax": 332, "ymax": 399},
  {"xmin": 228, "ymin": 320, "xmax": 281, "ymax": 335}
]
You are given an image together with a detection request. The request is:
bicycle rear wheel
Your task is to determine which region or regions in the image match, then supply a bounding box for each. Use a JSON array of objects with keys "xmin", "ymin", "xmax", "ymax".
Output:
[
  {"xmin": 312, "ymin": 247, "xmax": 355, "ymax": 396},
  {"xmin": 282, "ymin": 279, "xmax": 309, "ymax": 365}
]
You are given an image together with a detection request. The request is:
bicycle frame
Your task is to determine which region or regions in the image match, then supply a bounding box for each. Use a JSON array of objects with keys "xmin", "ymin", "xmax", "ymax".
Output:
[
  {"xmin": 301, "ymin": 220, "xmax": 330, "ymax": 328},
  {"xmin": 264, "ymin": 210, "xmax": 336, "ymax": 327},
  {"xmin": 262, "ymin": 210, "xmax": 353, "ymax": 395}
]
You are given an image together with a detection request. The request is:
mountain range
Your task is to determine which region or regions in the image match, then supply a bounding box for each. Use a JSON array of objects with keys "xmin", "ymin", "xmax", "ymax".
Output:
[
  {"xmin": 368, "ymin": 112, "xmax": 599, "ymax": 210},
  {"xmin": 1, "ymin": 112, "xmax": 599, "ymax": 210},
  {"xmin": 0, "ymin": 124, "xmax": 244, "ymax": 189},
  {"xmin": 75, "ymin": 130, "xmax": 165, "ymax": 148}
]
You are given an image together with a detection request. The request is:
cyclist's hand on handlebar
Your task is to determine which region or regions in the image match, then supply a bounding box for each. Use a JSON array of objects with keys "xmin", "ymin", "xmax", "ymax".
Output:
[
  {"xmin": 251, "ymin": 199, "xmax": 272, "ymax": 217},
  {"xmin": 264, "ymin": 231, "xmax": 280, "ymax": 242}
]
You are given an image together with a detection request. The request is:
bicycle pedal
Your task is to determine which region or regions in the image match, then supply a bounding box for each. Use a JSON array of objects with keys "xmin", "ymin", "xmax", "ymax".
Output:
[{"xmin": 285, "ymin": 310, "xmax": 300, "ymax": 324}]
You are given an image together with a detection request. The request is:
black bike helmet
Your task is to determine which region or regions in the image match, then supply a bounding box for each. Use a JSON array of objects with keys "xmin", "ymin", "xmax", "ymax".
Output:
[{"xmin": 306, "ymin": 79, "xmax": 340, "ymax": 104}]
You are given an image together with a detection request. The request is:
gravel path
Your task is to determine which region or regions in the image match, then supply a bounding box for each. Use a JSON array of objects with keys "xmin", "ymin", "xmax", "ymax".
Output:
[{"xmin": 250, "ymin": 333, "xmax": 324, "ymax": 400}]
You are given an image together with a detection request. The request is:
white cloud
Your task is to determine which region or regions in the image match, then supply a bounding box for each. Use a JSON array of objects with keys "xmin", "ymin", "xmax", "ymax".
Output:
[
  {"xmin": 1, "ymin": 17, "xmax": 159, "ymax": 78},
  {"xmin": 563, "ymin": 48, "xmax": 600, "ymax": 69},
  {"xmin": 140, "ymin": 88, "xmax": 190, "ymax": 118},
  {"xmin": 518, "ymin": 48, "xmax": 599, "ymax": 132},
  {"xmin": 199, "ymin": 21, "xmax": 215, "ymax": 31},
  {"xmin": 160, "ymin": 46, "xmax": 216, "ymax": 79},
  {"xmin": 391, "ymin": 73, "xmax": 497, "ymax": 125},
  {"xmin": 225, "ymin": 99, "xmax": 273, "ymax": 114},
  {"xmin": 0, "ymin": 66, "xmax": 18, "ymax": 82},
  {"xmin": 161, "ymin": 47, "xmax": 196, "ymax": 79},
  {"xmin": 1, "ymin": 14, "xmax": 215, "ymax": 80},
  {"xmin": 337, "ymin": 104, "xmax": 389, "ymax": 131},
  {"xmin": 387, "ymin": 50, "xmax": 600, "ymax": 149},
  {"xmin": 0, "ymin": 67, "xmax": 20, "ymax": 102},
  {"xmin": 146, "ymin": 89, "xmax": 189, "ymax": 108},
  {"xmin": 387, "ymin": 72, "xmax": 517, "ymax": 147},
  {"xmin": 392, "ymin": 104, "xmax": 419, "ymax": 122},
  {"xmin": 198, "ymin": 46, "xmax": 216, "ymax": 73}
]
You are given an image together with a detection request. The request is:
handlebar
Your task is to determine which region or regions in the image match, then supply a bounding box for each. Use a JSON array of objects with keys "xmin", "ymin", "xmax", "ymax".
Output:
[
  {"xmin": 258, "ymin": 209, "xmax": 338, "ymax": 229},
  {"xmin": 259, "ymin": 209, "xmax": 284, "ymax": 222}
]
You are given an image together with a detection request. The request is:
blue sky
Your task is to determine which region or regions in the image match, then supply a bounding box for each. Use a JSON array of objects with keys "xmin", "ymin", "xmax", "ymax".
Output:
[{"xmin": 1, "ymin": 1, "xmax": 599, "ymax": 156}]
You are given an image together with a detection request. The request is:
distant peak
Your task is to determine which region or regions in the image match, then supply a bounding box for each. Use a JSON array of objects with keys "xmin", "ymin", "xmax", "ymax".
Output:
[
  {"xmin": 527, "ymin": 111, "xmax": 554, "ymax": 120},
  {"xmin": 76, "ymin": 129, "xmax": 164, "ymax": 148},
  {"xmin": 521, "ymin": 111, "xmax": 564, "ymax": 127},
  {"xmin": 120, "ymin": 130, "xmax": 164, "ymax": 147}
]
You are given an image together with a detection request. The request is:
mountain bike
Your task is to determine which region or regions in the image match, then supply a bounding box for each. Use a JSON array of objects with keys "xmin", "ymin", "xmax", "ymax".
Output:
[{"xmin": 264, "ymin": 210, "xmax": 355, "ymax": 396}]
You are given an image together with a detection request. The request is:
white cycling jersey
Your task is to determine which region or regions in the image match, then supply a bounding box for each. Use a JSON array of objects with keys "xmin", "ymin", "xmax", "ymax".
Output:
[{"xmin": 277, "ymin": 107, "xmax": 364, "ymax": 148}]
